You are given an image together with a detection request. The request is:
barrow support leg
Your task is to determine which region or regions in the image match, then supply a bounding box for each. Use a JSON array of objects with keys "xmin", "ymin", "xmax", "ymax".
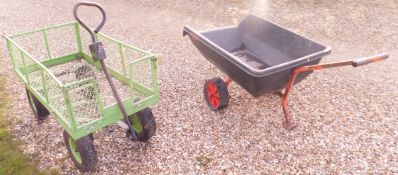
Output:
[
  {"xmin": 275, "ymin": 81, "xmax": 297, "ymax": 130},
  {"xmin": 225, "ymin": 77, "xmax": 233, "ymax": 86},
  {"xmin": 276, "ymin": 53, "xmax": 388, "ymax": 130}
]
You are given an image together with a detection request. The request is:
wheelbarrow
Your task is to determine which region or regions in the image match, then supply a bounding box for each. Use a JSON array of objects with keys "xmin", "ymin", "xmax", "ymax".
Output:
[
  {"xmin": 6, "ymin": 1, "xmax": 159, "ymax": 172},
  {"xmin": 183, "ymin": 15, "xmax": 388, "ymax": 130}
]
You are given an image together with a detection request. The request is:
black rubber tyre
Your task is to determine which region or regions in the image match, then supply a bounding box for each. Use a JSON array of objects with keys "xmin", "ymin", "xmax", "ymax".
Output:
[
  {"xmin": 203, "ymin": 77, "xmax": 230, "ymax": 111},
  {"xmin": 63, "ymin": 131, "xmax": 97, "ymax": 172},
  {"xmin": 26, "ymin": 89, "xmax": 50, "ymax": 121},
  {"xmin": 127, "ymin": 108, "xmax": 156, "ymax": 142},
  {"xmin": 88, "ymin": 133, "xmax": 94, "ymax": 141}
]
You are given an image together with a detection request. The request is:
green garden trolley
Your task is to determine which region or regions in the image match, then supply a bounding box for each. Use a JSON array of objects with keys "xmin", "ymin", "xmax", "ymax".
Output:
[{"xmin": 6, "ymin": 2, "xmax": 158, "ymax": 172}]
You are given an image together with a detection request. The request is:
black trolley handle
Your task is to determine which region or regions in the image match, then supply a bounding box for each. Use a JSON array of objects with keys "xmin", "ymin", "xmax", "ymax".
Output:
[
  {"xmin": 72, "ymin": 2, "xmax": 138, "ymax": 140},
  {"xmin": 73, "ymin": 1, "xmax": 107, "ymax": 43}
]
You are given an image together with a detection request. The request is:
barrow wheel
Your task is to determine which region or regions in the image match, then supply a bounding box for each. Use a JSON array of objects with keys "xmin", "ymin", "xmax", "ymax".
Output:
[
  {"xmin": 26, "ymin": 89, "xmax": 50, "ymax": 121},
  {"xmin": 63, "ymin": 131, "xmax": 97, "ymax": 172},
  {"xmin": 127, "ymin": 108, "xmax": 156, "ymax": 142},
  {"xmin": 203, "ymin": 77, "xmax": 230, "ymax": 111}
]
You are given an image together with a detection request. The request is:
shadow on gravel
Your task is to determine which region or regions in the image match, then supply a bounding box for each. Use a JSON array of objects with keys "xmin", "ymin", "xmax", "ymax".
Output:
[{"xmin": 0, "ymin": 72, "xmax": 57, "ymax": 175}]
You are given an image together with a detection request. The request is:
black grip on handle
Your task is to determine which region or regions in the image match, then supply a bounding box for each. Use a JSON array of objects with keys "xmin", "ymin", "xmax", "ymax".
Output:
[
  {"xmin": 73, "ymin": 1, "xmax": 107, "ymax": 43},
  {"xmin": 352, "ymin": 53, "xmax": 388, "ymax": 67}
]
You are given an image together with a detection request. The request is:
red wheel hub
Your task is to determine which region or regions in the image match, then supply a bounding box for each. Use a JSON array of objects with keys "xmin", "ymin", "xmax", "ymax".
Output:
[{"xmin": 207, "ymin": 81, "xmax": 220, "ymax": 108}]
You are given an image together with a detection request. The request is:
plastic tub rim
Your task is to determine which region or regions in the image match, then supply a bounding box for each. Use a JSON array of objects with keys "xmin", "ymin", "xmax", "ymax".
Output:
[{"xmin": 183, "ymin": 15, "xmax": 332, "ymax": 77}]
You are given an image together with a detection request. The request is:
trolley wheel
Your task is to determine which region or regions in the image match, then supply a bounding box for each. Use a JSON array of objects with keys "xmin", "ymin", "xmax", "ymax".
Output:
[
  {"xmin": 63, "ymin": 131, "xmax": 97, "ymax": 172},
  {"xmin": 26, "ymin": 89, "xmax": 50, "ymax": 121},
  {"xmin": 88, "ymin": 133, "xmax": 94, "ymax": 141},
  {"xmin": 127, "ymin": 108, "xmax": 156, "ymax": 142},
  {"xmin": 203, "ymin": 77, "xmax": 230, "ymax": 111}
]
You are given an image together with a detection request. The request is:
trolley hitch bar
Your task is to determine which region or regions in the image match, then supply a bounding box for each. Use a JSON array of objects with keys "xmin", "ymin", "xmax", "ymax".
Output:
[
  {"xmin": 277, "ymin": 53, "xmax": 388, "ymax": 130},
  {"xmin": 73, "ymin": 1, "xmax": 138, "ymax": 139}
]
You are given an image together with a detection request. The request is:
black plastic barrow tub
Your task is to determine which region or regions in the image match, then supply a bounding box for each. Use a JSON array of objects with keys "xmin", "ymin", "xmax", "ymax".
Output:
[{"xmin": 183, "ymin": 15, "xmax": 331, "ymax": 97}]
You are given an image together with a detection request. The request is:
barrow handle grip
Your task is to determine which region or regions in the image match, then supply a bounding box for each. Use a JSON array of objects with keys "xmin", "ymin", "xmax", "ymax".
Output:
[
  {"xmin": 352, "ymin": 53, "xmax": 388, "ymax": 67},
  {"xmin": 73, "ymin": 1, "xmax": 107, "ymax": 43}
]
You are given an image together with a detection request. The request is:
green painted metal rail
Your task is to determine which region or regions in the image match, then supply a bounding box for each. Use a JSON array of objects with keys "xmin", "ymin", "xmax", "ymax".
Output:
[{"xmin": 6, "ymin": 21, "xmax": 159, "ymax": 140}]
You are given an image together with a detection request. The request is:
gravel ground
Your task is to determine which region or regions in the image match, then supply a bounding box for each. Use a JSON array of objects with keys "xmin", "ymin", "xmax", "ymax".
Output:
[{"xmin": 0, "ymin": 0, "xmax": 397, "ymax": 174}]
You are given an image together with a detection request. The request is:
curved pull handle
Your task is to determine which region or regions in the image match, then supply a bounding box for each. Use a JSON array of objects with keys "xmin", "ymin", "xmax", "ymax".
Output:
[
  {"xmin": 73, "ymin": 1, "xmax": 107, "ymax": 43},
  {"xmin": 352, "ymin": 53, "xmax": 388, "ymax": 67}
]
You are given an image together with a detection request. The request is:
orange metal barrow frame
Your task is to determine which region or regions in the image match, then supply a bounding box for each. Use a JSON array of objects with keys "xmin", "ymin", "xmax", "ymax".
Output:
[{"xmin": 223, "ymin": 53, "xmax": 388, "ymax": 130}]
